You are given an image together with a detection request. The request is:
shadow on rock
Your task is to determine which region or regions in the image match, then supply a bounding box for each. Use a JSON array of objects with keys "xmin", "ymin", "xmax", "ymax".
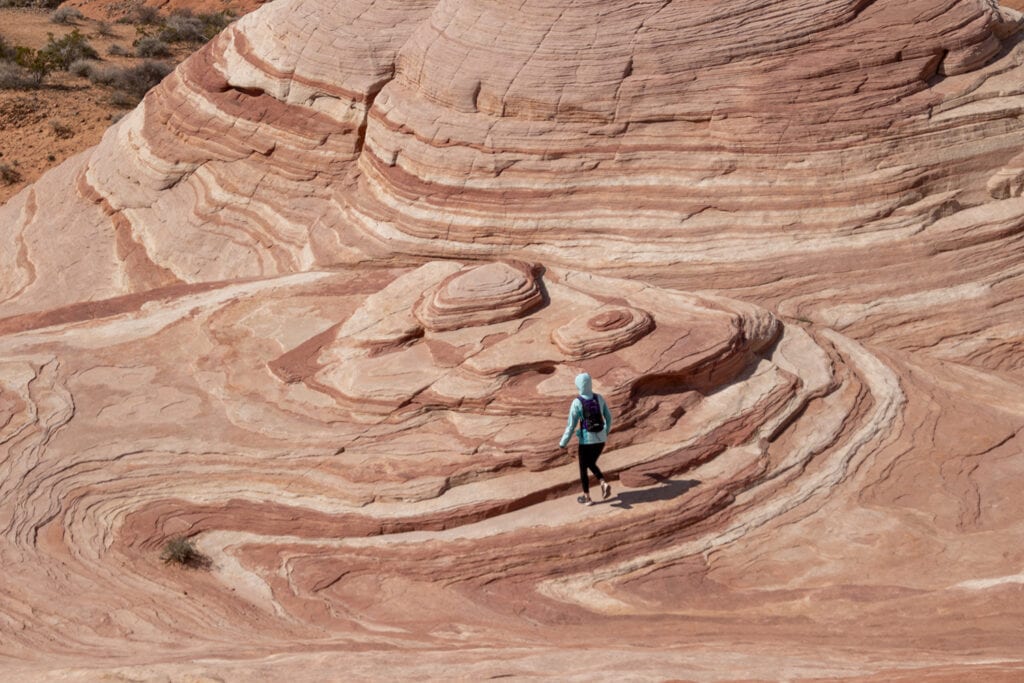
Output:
[{"xmin": 607, "ymin": 477, "xmax": 700, "ymax": 509}]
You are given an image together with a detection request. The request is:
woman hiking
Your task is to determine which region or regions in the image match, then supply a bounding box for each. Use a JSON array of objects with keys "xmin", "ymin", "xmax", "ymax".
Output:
[{"xmin": 559, "ymin": 372, "xmax": 613, "ymax": 505}]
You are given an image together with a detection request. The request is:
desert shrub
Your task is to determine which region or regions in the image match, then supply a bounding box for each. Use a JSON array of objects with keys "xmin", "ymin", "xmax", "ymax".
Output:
[
  {"xmin": 84, "ymin": 62, "xmax": 117, "ymax": 84},
  {"xmin": 12, "ymin": 46, "xmax": 56, "ymax": 86},
  {"xmin": 89, "ymin": 59, "xmax": 171, "ymax": 104},
  {"xmin": 116, "ymin": 59, "xmax": 171, "ymax": 96},
  {"xmin": 0, "ymin": 62, "xmax": 36, "ymax": 88},
  {"xmin": 160, "ymin": 14, "xmax": 204, "ymax": 42},
  {"xmin": 0, "ymin": 0, "xmax": 62, "ymax": 7},
  {"xmin": 40, "ymin": 29, "xmax": 98, "ymax": 69},
  {"xmin": 160, "ymin": 536, "xmax": 210, "ymax": 568},
  {"xmin": 124, "ymin": 2, "xmax": 162, "ymax": 25},
  {"xmin": 107, "ymin": 43, "xmax": 129, "ymax": 56},
  {"xmin": 109, "ymin": 90, "xmax": 133, "ymax": 107},
  {"xmin": 49, "ymin": 118, "xmax": 73, "ymax": 138},
  {"xmin": 50, "ymin": 6, "xmax": 83, "ymax": 24},
  {"xmin": 0, "ymin": 163, "xmax": 22, "ymax": 184},
  {"xmin": 95, "ymin": 21, "xmax": 115, "ymax": 37},
  {"xmin": 68, "ymin": 57, "xmax": 94, "ymax": 77},
  {"xmin": 134, "ymin": 35, "xmax": 170, "ymax": 58},
  {"xmin": 0, "ymin": 34, "xmax": 17, "ymax": 61},
  {"xmin": 160, "ymin": 10, "xmax": 233, "ymax": 43}
]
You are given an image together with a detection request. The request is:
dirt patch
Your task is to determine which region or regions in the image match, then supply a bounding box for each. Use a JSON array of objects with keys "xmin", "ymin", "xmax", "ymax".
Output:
[{"xmin": 0, "ymin": 5, "xmax": 249, "ymax": 205}]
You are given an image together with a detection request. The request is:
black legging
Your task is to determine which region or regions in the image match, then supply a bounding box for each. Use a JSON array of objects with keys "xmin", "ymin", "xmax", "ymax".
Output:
[{"xmin": 578, "ymin": 442, "xmax": 606, "ymax": 495}]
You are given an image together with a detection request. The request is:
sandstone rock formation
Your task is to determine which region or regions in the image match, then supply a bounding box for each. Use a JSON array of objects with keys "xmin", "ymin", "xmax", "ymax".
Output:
[{"xmin": 2, "ymin": 0, "xmax": 1024, "ymax": 680}]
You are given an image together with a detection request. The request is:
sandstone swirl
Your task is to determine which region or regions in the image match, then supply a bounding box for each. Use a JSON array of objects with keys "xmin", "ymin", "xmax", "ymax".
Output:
[{"xmin": 2, "ymin": 0, "xmax": 1024, "ymax": 680}]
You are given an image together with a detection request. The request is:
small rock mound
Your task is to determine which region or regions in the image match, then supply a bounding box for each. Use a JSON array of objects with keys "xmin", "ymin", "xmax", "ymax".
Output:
[
  {"xmin": 552, "ymin": 305, "xmax": 654, "ymax": 359},
  {"xmin": 415, "ymin": 260, "xmax": 543, "ymax": 332}
]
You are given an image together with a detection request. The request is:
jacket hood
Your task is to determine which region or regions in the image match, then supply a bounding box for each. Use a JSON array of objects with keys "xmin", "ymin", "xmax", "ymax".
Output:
[{"xmin": 575, "ymin": 372, "xmax": 593, "ymax": 398}]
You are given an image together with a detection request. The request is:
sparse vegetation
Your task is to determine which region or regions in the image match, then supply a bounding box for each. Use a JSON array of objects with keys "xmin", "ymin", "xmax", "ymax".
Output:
[
  {"xmin": 0, "ymin": 61, "xmax": 35, "ymax": 89},
  {"xmin": 133, "ymin": 35, "xmax": 170, "ymax": 58},
  {"xmin": 0, "ymin": 34, "xmax": 16, "ymax": 61},
  {"xmin": 50, "ymin": 6, "xmax": 83, "ymax": 25},
  {"xmin": 0, "ymin": 1, "xmax": 248, "ymax": 200},
  {"xmin": 68, "ymin": 57, "xmax": 93, "ymax": 77},
  {"xmin": 160, "ymin": 10, "xmax": 234, "ymax": 43},
  {"xmin": 85, "ymin": 59, "xmax": 172, "ymax": 105},
  {"xmin": 49, "ymin": 118, "xmax": 72, "ymax": 138},
  {"xmin": 0, "ymin": 0, "xmax": 62, "ymax": 8},
  {"xmin": 12, "ymin": 45, "xmax": 55, "ymax": 86},
  {"xmin": 121, "ymin": 2, "xmax": 162, "ymax": 25},
  {"xmin": 0, "ymin": 162, "xmax": 21, "ymax": 184},
  {"xmin": 41, "ymin": 29, "xmax": 99, "ymax": 69},
  {"xmin": 160, "ymin": 536, "xmax": 210, "ymax": 568}
]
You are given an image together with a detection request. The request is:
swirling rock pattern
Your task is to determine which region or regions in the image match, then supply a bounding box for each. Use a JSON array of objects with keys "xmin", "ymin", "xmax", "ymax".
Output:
[
  {"xmin": 414, "ymin": 260, "xmax": 544, "ymax": 331},
  {"xmin": 1, "ymin": 0, "xmax": 1024, "ymax": 680},
  {"xmin": 552, "ymin": 305, "xmax": 655, "ymax": 359}
]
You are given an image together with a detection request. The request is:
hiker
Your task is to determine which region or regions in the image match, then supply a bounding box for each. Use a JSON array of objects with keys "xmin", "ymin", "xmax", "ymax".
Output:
[{"xmin": 559, "ymin": 372, "xmax": 613, "ymax": 505}]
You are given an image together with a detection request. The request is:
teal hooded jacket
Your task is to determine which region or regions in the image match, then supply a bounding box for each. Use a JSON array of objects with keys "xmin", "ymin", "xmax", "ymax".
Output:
[{"xmin": 559, "ymin": 373, "xmax": 613, "ymax": 448}]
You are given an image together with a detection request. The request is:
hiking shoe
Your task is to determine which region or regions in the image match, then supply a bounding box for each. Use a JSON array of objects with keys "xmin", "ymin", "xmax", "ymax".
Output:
[
  {"xmin": 601, "ymin": 481, "xmax": 612, "ymax": 499},
  {"xmin": 577, "ymin": 495, "xmax": 594, "ymax": 506}
]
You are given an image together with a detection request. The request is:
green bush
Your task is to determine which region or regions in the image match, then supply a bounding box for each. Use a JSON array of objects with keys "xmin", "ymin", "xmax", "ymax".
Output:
[
  {"xmin": 40, "ymin": 29, "xmax": 98, "ymax": 70},
  {"xmin": 107, "ymin": 43, "xmax": 129, "ymax": 57},
  {"xmin": 13, "ymin": 45, "xmax": 57, "ymax": 86}
]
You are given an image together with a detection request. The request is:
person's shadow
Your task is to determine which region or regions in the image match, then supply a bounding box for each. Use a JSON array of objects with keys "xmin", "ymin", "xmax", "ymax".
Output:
[{"xmin": 605, "ymin": 476, "xmax": 701, "ymax": 509}]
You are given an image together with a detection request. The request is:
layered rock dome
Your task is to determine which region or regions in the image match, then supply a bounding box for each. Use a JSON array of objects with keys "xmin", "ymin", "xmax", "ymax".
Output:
[{"xmin": 2, "ymin": 0, "xmax": 1024, "ymax": 680}]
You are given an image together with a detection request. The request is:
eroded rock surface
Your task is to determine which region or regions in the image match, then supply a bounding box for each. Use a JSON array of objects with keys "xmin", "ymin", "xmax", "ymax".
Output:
[{"xmin": 2, "ymin": 0, "xmax": 1024, "ymax": 680}]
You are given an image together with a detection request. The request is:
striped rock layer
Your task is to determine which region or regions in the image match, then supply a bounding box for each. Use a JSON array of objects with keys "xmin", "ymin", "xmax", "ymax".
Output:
[{"xmin": 1, "ymin": 0, "xmax": 1024, "ymax": 680}]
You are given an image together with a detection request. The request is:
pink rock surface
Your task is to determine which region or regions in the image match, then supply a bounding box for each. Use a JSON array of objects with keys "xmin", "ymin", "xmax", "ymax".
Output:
[{"xmin": 2, "ymin": 0, "xmax": 1024, "ymax": 680}]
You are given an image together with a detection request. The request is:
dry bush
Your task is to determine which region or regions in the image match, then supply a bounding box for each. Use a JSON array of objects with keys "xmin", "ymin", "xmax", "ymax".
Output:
[
  {"xmin": 0, "ymin": 34, "xmax": 17, "ymax": 61},
  {"xmin": 160, "ymin": 10, "xmax": 233, "ymax": 43},
  {"xmin": 119, "ymin": 2, "xmax": 162, "ymax": 25},
  {"xmin": 0, "ymin": 162, "xmax": 22, "ymax": 184},
  {"xmin": 87, "ymin": 59, "xmax": 172, "ymax": 105},
  {"xmin": 68, "ymin": 58, "xmax": 94, "ymax": 77},
  {"xmin": 160, "ymin": 536, "xmax": 211, "ymax": 569},
  {"xmin": 134, "ymin": 35, "xmax": 170, "ymax": 58},
  {"xmin": 49, "ymin": 118, "xmax": 73, "ymax": 138},
  {"xmin": 0, "ymin": 61, "xmax": 36, "ymax": 89},
  {"xmin": 0, "ymin": 0, "xmax": 62, "ymax": 8},
  {"xmin": 50, "ymin": 6, "xmax": 83, "ymax": 24}
]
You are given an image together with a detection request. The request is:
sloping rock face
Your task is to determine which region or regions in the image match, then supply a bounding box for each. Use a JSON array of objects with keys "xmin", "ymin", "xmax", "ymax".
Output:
[{"xmin": 2, "ymin": 0, "xmax": 1024, "ymax": 680}]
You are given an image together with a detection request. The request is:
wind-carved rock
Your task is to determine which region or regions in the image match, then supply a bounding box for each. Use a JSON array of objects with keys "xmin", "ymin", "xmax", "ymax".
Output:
[
  {"xmin": 304, "ymin": 262, "xmax": 779, "ymax": 467},
  {"xmin": 2, "ymin": 0, "xmax": 1024, "ymax": 679},
  {"xmin": 552, "ymin": 306, "xmax": 655, "ymax": 360},
  {"xmin": 414, "ymin": 260, "xmax": 544, "ymax": 332}
]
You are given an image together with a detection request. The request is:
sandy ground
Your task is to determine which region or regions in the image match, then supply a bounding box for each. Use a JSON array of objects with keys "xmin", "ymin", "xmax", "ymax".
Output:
[{"xmin": 0, "ymin": 5, "xmax": 246, "ymax": 205}]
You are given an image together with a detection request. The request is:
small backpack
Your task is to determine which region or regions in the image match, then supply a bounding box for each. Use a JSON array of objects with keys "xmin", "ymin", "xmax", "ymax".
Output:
[{"xmin": 578, "ymin": 395, "xmax": 605, "ymax": 433}]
